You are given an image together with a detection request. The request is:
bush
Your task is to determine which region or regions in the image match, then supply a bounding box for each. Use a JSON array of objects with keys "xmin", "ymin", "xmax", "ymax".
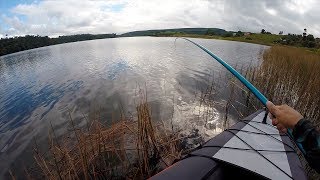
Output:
[{"xmin": 222, "ymin": 33, "xmax": 233, "ymax": 37}]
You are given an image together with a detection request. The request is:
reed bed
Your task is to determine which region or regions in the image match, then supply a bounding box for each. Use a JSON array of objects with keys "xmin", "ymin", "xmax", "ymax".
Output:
[
  {"xmin": 27, "ymin": 93, "xmax": 182, "ymax": 180},
  {"xmin": 244, "ymin": 46, "xmax": 320, "ymax": 124}
]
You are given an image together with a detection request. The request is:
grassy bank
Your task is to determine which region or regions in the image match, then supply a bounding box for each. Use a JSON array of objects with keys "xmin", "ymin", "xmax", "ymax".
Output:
[
  {"xmin": 160, "ymin": 33, "xmax": 283, "ymax": 46},
  {"xmin": 157, "ymin": 33, "xmax": 320, "ymax": 52}
]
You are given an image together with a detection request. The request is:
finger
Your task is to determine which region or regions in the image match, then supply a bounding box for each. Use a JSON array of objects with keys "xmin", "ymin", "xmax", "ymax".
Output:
[
  {"xmin": 278, "ymin": 105, "xmax": 285, "ymax": 110},
  {"xmin": 276, "ymin": 124, "xmax": 285, "ymax": 131},
  {"xmin": 266, "ymin": 101, "xmax": 279, "ymax": 116},
  {"xmin": 276, "ymin": 124, "xmax": 281, "ymax": 129},
  {"xmin": 272, "ymin": 119, "xmax": 278, "ymax": 126},
  {"xmin": 280, "ymin": 128, "xmax": 287, "ymax": 133},
  {"xmin": 268, "ymin": 112, "xmax": 273, "ymax": 119},
  {"xmin": 279, "ymin": 104, "xmax": 289, "ymax": 109}
]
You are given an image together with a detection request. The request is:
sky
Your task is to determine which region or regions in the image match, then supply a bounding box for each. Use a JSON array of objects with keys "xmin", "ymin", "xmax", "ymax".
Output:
[{"xmin": 0, "ymin": 0, "xmax": 320, "ymax": 38}]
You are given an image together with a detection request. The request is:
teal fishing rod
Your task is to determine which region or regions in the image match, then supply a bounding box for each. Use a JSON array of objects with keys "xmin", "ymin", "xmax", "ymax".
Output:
[
  {"xmin": 181, "ymin": 38, "xmax": 268, "ymax": 105},
  {"xmin": 180, "ymin": 38, "xmax": 306, "ymax": 155}
]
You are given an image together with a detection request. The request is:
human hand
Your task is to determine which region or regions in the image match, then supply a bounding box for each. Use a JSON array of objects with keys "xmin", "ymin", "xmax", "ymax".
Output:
[{"xmin": 266, "ymin": 101, "xmax": 303, "ymax": 132}]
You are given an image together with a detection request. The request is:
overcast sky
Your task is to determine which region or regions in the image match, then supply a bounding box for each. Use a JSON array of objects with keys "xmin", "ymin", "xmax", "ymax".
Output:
[{"xmin": 0, "ymin": 0, "xmax": 319, "ymax": 38}]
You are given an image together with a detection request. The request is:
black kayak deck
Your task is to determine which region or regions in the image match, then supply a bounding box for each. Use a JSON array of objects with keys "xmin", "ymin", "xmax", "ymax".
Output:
[{"xmin": 151, "ymin": 110, "xmax": 307, "ymax": 180}]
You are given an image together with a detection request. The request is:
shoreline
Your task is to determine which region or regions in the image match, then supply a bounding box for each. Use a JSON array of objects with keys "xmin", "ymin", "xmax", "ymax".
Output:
[
  {"xmin": 153, "ymin": 34, "xmax": 320, "ymax": 53},
  {"xmin": 1, "ymin": 35, "xmax": 319, "ymax": 57}
]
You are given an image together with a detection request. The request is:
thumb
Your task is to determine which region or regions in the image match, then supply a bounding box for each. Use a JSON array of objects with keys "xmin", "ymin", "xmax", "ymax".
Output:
[{"xmin": 266, "ymin": 101, "xmax": 278, "ymax": 116}]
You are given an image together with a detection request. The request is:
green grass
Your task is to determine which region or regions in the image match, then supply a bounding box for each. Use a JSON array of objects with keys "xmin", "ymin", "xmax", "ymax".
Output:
[
  {"xmin": 156, "ymin": 33, "xmax": 285, "ymax": 46},
  {"xmin": 223, "ymin": 33, "xmax": 284, "ymax": 45}
]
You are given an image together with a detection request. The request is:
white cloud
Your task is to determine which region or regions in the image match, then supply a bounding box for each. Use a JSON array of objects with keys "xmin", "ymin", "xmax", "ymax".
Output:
[
  {"xmin": 285, "ymin": 0, "xmax": 315, "ymax": 15},
  {"xmin": 1, "ymin": 0, "xmax": 320, "ymax": 37},
  {"xmin": 266, "ymin": 8, "xmax": 277, "ymax": 16}
]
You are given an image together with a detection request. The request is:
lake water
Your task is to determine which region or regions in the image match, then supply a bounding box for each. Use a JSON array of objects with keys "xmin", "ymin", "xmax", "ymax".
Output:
[{"xmin": 0, "ymin": 37, "xmax": 267, "ymax": 178}]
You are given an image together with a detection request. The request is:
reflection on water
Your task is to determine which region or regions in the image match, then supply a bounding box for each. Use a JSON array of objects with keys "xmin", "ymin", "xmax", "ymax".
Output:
[
  {"xmin": 0, "ymin": 81, "xmax": 83, "ymax": 133},
  {"xmin": 107, "ymin": 61, "xmax": 131, "ymax": 80},
  {"xmin": 0, "ymin": 37, "xmax": 267, "ymax": 178}
]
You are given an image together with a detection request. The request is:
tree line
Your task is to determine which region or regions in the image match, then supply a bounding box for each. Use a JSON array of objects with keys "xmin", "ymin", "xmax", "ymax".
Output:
[
  {"xmin": 276, "ymin": 29, "xmax": 318, "ymax": 48},
  {"xmin": 0, "ymin": 33, "xmax": 116, "ymax": 56},
  {"xmin": 261, "ymin": 28, "xmax": 319, "ymax": 48}
]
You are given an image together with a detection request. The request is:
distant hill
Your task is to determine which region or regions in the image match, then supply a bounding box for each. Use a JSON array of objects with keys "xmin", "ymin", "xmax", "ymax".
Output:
[{"xmin": 120, "ymin": 28, "xmax": 228, "ymax": 37}]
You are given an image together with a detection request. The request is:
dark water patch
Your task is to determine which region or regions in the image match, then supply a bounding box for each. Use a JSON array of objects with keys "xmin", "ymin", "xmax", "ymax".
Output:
[
  {"xmin": 0, "ymin": 81, "xmax": 83, "ymax": 133},
  {"xmin": 106, "ymin": 61, "xmax": 131, "ymax": 80}
]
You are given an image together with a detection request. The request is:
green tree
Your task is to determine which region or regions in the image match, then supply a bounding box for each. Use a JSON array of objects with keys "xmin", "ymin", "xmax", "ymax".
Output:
[
  {"xmin": 0, "ymin": 33, "xmax": 117, "ymax": 56},
  {"xmin": 235, "ymin": 31, "xmax": 244, "ymax": 37},
  {"xmin": 205, "ymin": 29, "xmax": 216, "ymax": 36},
  {"xmin": 306, "ymin": 34, "xmax": 315, "ymax": 42}
]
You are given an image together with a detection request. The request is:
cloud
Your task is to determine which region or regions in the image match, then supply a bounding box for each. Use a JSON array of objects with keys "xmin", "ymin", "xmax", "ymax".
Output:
[
  {"xmin": 221, "ymin": 0, "xmax": 320, "ymax": 36},
  {"xmin": 0, "ymin": 0, "xmax": 320, "ymax": 37}
]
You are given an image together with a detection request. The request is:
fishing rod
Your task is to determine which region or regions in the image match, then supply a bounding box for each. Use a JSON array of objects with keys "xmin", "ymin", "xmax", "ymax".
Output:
[
  {"xmin": 180, "ymin": 38, "xmax": 268, "ymax": 105},
  {"xmin": 179, "ymin": 37, "xmax": 306, "ymax": 155}
]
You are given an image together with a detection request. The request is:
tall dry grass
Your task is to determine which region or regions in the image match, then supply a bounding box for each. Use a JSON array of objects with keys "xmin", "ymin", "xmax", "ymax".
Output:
[
  {"xmin": 26, "ymin": 92, "xmax": 182, "ymax": 180},
  {"xmin": 245, "ymin": 46, "xmax": 320, "ymax": 124}
]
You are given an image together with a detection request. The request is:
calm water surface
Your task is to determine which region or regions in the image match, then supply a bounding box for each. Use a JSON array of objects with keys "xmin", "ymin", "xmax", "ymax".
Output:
[{"xmin": 0, "ymin": 37, "xmax": 267, "ymax": 177}]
